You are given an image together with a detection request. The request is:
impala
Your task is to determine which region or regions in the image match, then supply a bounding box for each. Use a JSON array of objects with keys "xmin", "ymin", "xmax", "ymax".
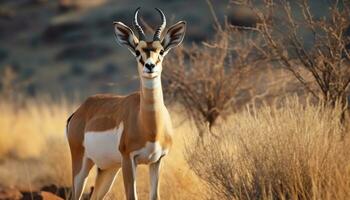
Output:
[{"xmin": 66, "ymin": 7, "xmax": 186, "ymax": 200}]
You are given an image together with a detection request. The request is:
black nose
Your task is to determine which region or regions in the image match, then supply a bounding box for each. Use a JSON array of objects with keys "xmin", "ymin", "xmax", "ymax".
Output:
[{"xmin": 145, "ymin": 63, "xmax": 155, "ymax": 72}]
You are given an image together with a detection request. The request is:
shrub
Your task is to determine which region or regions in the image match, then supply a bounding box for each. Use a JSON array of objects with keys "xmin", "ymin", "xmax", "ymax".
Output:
[
  {"xmin": 164, "ymin": 27, "xmax": 267, "ymax": 135},
  {"xmin": 186, "ymin": 97, "xmax": 350, "ymax": 200},
  {"xmin": 256, "ymin": 0, "xmax": 350, "ymax": 110}
]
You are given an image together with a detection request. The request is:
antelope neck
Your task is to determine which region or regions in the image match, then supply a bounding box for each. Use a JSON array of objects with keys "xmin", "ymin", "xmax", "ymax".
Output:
[
  {"xmin": 140, "ymin": 76, "xmax": 164, "ymax": 110},
  {"xmin": 139, "ymin": 76, "xmax": 166, "ymax": 134}
]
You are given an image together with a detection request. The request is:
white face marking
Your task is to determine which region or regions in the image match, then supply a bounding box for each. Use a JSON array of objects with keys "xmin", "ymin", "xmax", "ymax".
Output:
[
  {"xmin": 143, "ymin": 58, "xmax": 160, "ymax": 74},
  {"xmin": 130, "ymin": 141, "xmax": 168, "ymax": 165},
  {"xmin": 141, "ymin": 75, "xmax": 161, "ymax": 89},
  {"xmin": 83, "ymin": 122, "xmax": 124, "ymax": 170}
]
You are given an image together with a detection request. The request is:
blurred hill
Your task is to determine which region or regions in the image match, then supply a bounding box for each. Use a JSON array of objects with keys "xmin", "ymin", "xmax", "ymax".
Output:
[{"xmin": 0, "ymin": 0, "xmax": 332, "ymax": 99}]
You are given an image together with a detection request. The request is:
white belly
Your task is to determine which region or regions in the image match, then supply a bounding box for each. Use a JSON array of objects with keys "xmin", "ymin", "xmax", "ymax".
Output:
[{"xmin": 83, "ymin": 123, "xmax": 123, "ymax": 169}]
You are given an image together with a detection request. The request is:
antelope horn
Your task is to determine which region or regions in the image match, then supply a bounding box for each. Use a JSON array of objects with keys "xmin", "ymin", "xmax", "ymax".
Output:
[
  {"xmin": 133, "ymin": 7, "xmax": 146, "ymax": 41},
  {"xmin": 153, "ymin": 8, "xmax": 166, "ymax": 41}
]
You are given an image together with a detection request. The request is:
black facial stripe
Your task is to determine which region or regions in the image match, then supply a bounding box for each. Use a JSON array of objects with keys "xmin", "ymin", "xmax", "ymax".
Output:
[
  {"xmin": 143, "ymin": 47, "xmax": 156, "ymax": 51},
  {"xmin": 135, "ymin": 50, "xmax": 140, "ymax": 57},
  {"xmin": 145, "ymin": 51, "xmax": 151, "ymax": 57}
]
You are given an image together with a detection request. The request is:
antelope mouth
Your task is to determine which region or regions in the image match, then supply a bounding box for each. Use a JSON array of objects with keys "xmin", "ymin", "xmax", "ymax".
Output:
[{"xmin": 142, "ymin": 72, "xmax": 159, "ymax": 79}]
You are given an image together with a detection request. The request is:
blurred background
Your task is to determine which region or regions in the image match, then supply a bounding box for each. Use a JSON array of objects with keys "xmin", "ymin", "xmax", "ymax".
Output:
[{"xmin": 0, "ymin": 0, "xmax": 334, "ymax": 99}]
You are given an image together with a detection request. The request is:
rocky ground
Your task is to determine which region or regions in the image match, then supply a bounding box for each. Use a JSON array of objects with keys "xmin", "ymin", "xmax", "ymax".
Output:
[
  {"xmin": 0, "ymin": 184, "xmax": 70, "ymax": 200},
  {"xmin": 0, "ymin": 184, "xmax": 101, "ymax": 200}
]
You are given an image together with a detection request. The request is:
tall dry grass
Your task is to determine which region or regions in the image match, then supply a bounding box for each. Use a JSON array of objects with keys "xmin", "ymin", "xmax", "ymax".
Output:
[
  {"xmin": 187, "ymin": 97, "xmax": 350, "ymax": 200},
  {"xmin": 0, "ymin": 98, "xmax": 204, "ymax": 199},
  {"xmin": 0, "ymin": 99, "xmax": 72, "ymax": 190},
  {"xmin": 1, "ymin": 97, "xmax": 349, "ymax": 199}
]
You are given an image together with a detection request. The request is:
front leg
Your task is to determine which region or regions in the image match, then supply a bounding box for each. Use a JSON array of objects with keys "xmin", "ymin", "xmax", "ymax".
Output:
[
  {"xmin": 149, "ymin": 158, "xmax": 163, "ymax": 200},
  {"xmin": 122, "ymin": 155, "xmax": 138, "ymax": 200}
]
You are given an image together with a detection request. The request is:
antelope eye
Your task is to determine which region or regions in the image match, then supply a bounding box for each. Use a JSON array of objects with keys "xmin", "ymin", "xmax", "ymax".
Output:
[
  {"xmin": 160, "ymin": 50, "xmax": 164, "ymax": 55},
  {"xmin": 135, "ymin": 50, "xmax": 140, "ymax": 57}
]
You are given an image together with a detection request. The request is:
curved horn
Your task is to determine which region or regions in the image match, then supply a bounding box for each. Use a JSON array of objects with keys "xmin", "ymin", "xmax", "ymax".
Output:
[
  {"xmin": 133, "ymin": 7, "xmax": 146, "ymax": 40},
  {"xmin": 153, "ymin": 8, "xmax": 166, "ymax": 41}
]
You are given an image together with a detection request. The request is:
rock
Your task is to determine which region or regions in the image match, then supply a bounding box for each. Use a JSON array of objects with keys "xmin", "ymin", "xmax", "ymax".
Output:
[
  {"xmin": 40, "ymin": 192, "xmax": 64, "ymax": 200},
  {"xmin": 21, "ymin": 191, "xmax": 64, "ymax": 200},
  {"xmin": 0, "ymin": 187, "xmax": 22, "ymax": 200},
  {"xmin": 20, "ymin": 186, "xmax": 71, "ymax": 200},
  {"xmin": 21, "ymin": 191, "xmax": 42, "ymax": 200},
  {"xmin": 41, "ymin": 184, "xmax": 70, "ymax": 199}
]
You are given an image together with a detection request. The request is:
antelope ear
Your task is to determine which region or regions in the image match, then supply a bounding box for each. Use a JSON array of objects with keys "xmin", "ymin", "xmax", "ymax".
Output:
[
  {"xmin": 161, "ymin": 21, "xmax": 186, "ymax": 55},
  {"xmin": 114, "ymin": 22, "xmax": 139, "ymax": 56}
]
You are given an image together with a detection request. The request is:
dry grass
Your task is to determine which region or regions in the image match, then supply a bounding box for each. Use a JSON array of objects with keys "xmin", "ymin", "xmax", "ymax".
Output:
[
  {"xmin": 0, "ymin": 97, "xmax": 349, "ymax": 199},
  {"xmin": 0, "ymin": 98, "xmax": 204, "ymax": 199},
  {"xmin": 0, "ymin": 100, "xmax": 69, "ymax": 160},
  {"xmin": 187, "ymin": 97, "xmax": 350, "ymax": 200},
  {"xmin": 0, "ymin": 99, "xmax": 72, "ymax": 189}
]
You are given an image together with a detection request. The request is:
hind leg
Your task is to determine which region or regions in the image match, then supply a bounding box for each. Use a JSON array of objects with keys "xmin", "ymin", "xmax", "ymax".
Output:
[
  {"xmin": 90, "ymin": 166, "xmax": 120, "ymax": 200},
  {"xmin": 73, "ymin": 156, "xmax": 94, "ymax": 200}
]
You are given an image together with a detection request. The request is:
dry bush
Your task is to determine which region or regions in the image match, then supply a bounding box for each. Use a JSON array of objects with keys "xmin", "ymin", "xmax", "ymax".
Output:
[
  {"xmin": 164, "ymin": 26, "xmax": 267, "ymax": 135},
  {"xmin": 256, "ymin": 0, "xmax": 350, "ymax": 109},
  {"xmin": 186, "ymin": 97, "xmax": 350, "ymax": 200}
]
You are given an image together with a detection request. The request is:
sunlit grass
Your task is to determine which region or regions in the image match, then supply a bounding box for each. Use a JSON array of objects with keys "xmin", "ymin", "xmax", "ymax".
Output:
[
  {"xmin": 187, "ymin": 97, "xmax": 350, "ymax": 200},
  {"xmin": 0, "ymin": 97, "xmax": 349, "ymax": 199},
  {"xmin": 0, "ymin": 99, "xmax": 204, "ymax": 199}
]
